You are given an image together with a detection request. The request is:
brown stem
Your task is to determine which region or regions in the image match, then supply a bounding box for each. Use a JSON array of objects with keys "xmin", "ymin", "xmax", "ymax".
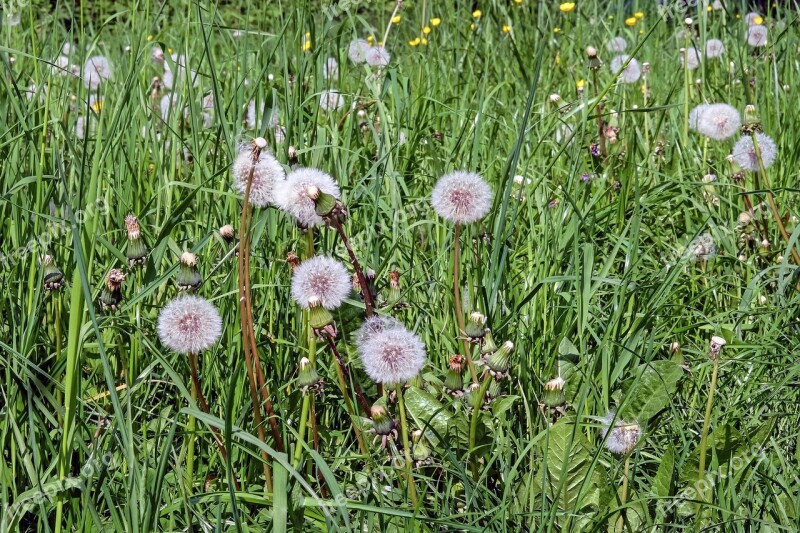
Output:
[
  {"xmin": 325, "ymin": 336, "xmax": 373, "ymax": 416},
  {"xmin": 188, "ymin": 352, "xmax": 240, "ymax": 491},
  {"xmin": 331, "ymin": 219, "xmax": 375, "ymax": 316},
  {"xmin": 309, "ymin": 399, "xmax": 328, "ymax": 499},
  {"xmin": 453, "ymin": 225, "xmax": 479, "ymax": 384},
  {"xmin": 592, "ymin": 69, "xmax": 607, "ymax": 159}
]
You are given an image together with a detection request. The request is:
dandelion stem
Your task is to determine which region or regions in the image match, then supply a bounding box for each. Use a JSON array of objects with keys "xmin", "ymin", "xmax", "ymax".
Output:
[
  {"xmin": 331, "ymin": 219, "xmax": 375, "ymax": 315},
  {"xmin": 683, "ymin": 37, "xmax": 690, "ymax": 148},
  {"xmin": 325, "ymin": 336, "xmax": 369, "ymax": 455},
  {"xmin": 591, "ymin": 69, "xmax": 607, "ymax": 159},
  {"xmin": 616, "ymin": 454, "xmax": 631, "ymax": 532},
  {"xmin": 697, "ymin": 357, "xmax": 719, "ymax": 499},
  {"xmin": 395, "ymin": 384, "xmax": 419, "ymax": 507},
  {"xmin": 454, "ymin": 224, "xmax": 479, "ymax": 384},
  {"xmin": 325, "ymin": 336, "xmax": 372, "ymax": 416},
  {"xmin": 469, "ymin": 372, "xmax": 492, "ymax": 481},
  {"xmin": 382, "ymin": 0, "xmax": 403, "ymax": 49}
]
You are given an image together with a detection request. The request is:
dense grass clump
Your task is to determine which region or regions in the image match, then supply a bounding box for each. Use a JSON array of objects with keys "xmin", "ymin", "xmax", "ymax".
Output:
[{"xmin": 2, "ymin": 0, "xmax": 800, "ymax": 531}]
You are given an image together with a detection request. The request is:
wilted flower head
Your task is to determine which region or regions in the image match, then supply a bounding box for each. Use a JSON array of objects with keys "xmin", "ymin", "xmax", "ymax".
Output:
[
  {"xmin": 323, "ymin": 56, "xmax": 339, "ymax": 80},
  {"xmin": 687, "ymin": 232, "xmax": 716, "ymax": 261},
  {"xmin": 732, "ymin": 132, "xmax": 777, "ymax": 171},
  {"xmin": 319, "ymin": 89, "xmax": 344, "ymax": 112},
  {"xmin": 365, "ymin": 46, "xmax": 390, "ymax": 67},
  {"xmin": 431, "ymin": 171, "xmax": 493, "ymax": 225},
  {"xmin": 157, "ymin": 295, "xmax": 222, "ymax": 354},
  {"xmin": 705, "ymin": 39, "xmax": 725, "ymax": 59},
  {"xmin": 696, "ymin": 103, "xmax": 741, "ymax": 141},
  {"xmin": 680, "ymin": 47, "xmax": 701, "ymax": 70},
  {"xmin": 606, "ymin": 36, "xmax": 628, "ymax": 53},
  {"xmin": 746, "ymin": 25, "xmax": 768, "ymax": 47},
  {"xmin": 275, "ymin": 167, "xmax": 340, "ymax": 227},
  {"xmin": 610, "ymin": 55, "xmax": 641, "ymax": 83},
  {"xmin": 348, "ymin": 38, "xmax": 370, "ymax": 63},
  {"xmin": 291, "ymin": 256, "xmax": 351, "ymax": 310},
  {"xmin": 600, "ymin": 412, "xmax": 643, "ymax": 455},
  {"xmin": 83, "ymin": 56, "xmax": 113, "ymax": 90},
  {"xmin": 231, "ymin": 138, "xmax": 286, "ymax": 207},
  {"xmin": 357, "ymin": 321, "xmax": 427, "ymax": 385}
]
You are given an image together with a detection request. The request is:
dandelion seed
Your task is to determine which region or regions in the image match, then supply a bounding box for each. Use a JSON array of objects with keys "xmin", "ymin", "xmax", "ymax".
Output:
[
  {"xmin": 157, "ymin": 295, "xmax": 222, "ymax": 354},
  {"xmin": 705, "ymin": 38, "xmax": 725, "ymax": 59},
  {"xmin": 348, "ymin": 38, "xmax": 370, "ymax": 63},
  {"xmin": 365, "ymin": 46, "xmax": 390, "ymax": 68},
  {"xmin": 431, "ymin": 171, "xmax": 493, "ymax": 225},
  {"xmin": 275, "ymin": 167, "xmax": 340, "ymax": 227},
  {"xmin": 681, "ymin": 47, "xmax": 701, "ymax": 70},
  {"xmin": 600, "ymin": 412, "xmax": 642, "ymax": 455},
  {"xmin": 610, "ymin": 55, "xmax": 641, "ymax": 83},
  {"xmin": 355, "ymin": 315, "xmax": 402, "ymax": 346},
  {"xmin": 696, "ymin": 103, "xmax": 741, "ymax": 140},
  {"xmin": 746, "ymin": 25, "xmax": 767, "ymax": 47},
  {"xmin": 732, "ymin": 132, "xmax": 777, "ymax": 171},
  {"xmin": 357, "ymin": 322, "xmax": 427, "ymax": 385},
  {"xmin": 606, "ymin": 36, "xmax": 628, "ymax": 53},
  {"xmin": 83, "ymin": 56, "xmax": 113, "ymax": 90},
  {"xmin": 231, "ymin": 140, "xmax": 285, "ymax": 207},
  {"xmin": 291, "ymin": 256, "xmax": 351, "ymax": 310},
  {"xmin": 319, "ymin": 89, "xmax": 344, "ymax": 112}
]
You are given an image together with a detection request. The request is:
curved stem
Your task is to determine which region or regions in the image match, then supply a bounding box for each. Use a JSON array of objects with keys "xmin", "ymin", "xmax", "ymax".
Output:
[
  {"xmin": 331, "ymin": 219, "xmax": 375, "ymax": 315},
  {"xmin": 469, "ymin": 373, "xmax": 492, "ymax": 481},
  {"xmin": 616, "ymin": 455, "xmax": 631, "ymax": 532},
  {"xmin": 453, "ymin": 225, "xmax": 478, "ymax": 384},
  {"xmin": 395, "ymin": 385, "xmax": 419, "ymax": 507},
  {"xmin": 325, "ymin": 336, "xmax": 372, "ymax": 417},
  {"xmin": 697, "ymin": 359, "xmax": 720, "ymax": 497}
]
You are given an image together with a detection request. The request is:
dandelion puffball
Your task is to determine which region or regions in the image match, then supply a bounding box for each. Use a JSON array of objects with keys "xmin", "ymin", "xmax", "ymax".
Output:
[
  {"xmin": 357, "ymin": 321, "xmax": 427, "ymax": 385},
  {"xmin": 600, "ymin": 412, "xmax": 643, "ymax": 455},
  {"xmin": 157, "ymin": 295, "xmax": 222, "ymax": 354},
  {"xmin": 606, "ymin": 37, "xmax": 628, "ymax": 53},
  {"xmin": 324, "ymin": 56, "xmax": 339, "ymax": 80},
  {"xmin": 688, "ymin": 233, "xmax": 716, "ymax": 261},
  {"xmin": 275, "ymin": 167, "xmax": 340, "ymax": 227},
  {"xmin": 231, "ymin": 143, "xmax": 286, "ymax": 207},
  {"xmin": 732, "ymin": 132, "xmax": 777, "ymax": 171},
  {"xmin": 365, "ymin": 46, "xmax": 391, "ymax": 67},
  {"xmin": 705, "ymin": 39, "xmax": 725, "ymax": 59},
  {"xmin": 431, "ymin": 171, "xmax": 493, "ymax": 225},
  {"xmin": 83, "ymin": 56, "xmax": 113, "ymax": 90},
  {"xmin": 746, "ymin": 25, "xmax": 767, "ymax": 47},
  {"xmin": 319, "ymin": 89, "xmax": 344, "ymax": 112},
  {"xmin": 680, "ymin": 47, "xmax": 701, "ymax": 70},
  {"xmin": 291, "ymin": 256, "xmax": 352, "ymax": 310},
  {"xmin": 688, "ymin": 104, "xmax": 709, "ymax": 131},
  {"xmin": 695, "ymin": 103, "xmax": 741, "ymax": 141},
  {"xmin": 610, "ymin": 55, "xmax": 641, "ymax": 83},
  {"xmin": 348, "ymin": 38, "xmax": 370, "ymax": 64}
]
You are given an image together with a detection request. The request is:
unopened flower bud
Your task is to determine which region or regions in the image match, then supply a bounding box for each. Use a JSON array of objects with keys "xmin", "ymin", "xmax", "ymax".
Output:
[
  {"xmin": 100, "ymin": 269, "xmax": 126, "ymax": 310},
  {"xmin": 125, "ymin": 215, "xmax": 148, "ymax": 266},
  {"xmin": 542, "ymin": 376, "xmax": 566, "ymax": 408},
  {"xmin": 487, "ymin": 341, "xmax": 514, "ymax": 376},
  {"xmin": 308, "ymin": 297, "xmax": 336, "ymax": 338},
  {"xmin": 177, "ymin": 252, "xmax": 202, "ymax": 291},
  {"xmin": 465, "ymin": 311, "xmax": 486, "ymax": 339},
  {"xmin": 298, "ymin": 357, "xmax": 323, "ymax": 393},
  {"xmin": 370, "ymin": 404, "xmax": 395, "ymax": 436},
  {"xmin": 219, "ymin": 224, "xmax": 235, "ymax": 242}
]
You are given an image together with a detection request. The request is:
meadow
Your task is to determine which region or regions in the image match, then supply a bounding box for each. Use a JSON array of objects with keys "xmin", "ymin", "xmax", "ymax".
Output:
[{"xmin": 1, "ymin": 0, "xmax": 800, "ymax": 530}]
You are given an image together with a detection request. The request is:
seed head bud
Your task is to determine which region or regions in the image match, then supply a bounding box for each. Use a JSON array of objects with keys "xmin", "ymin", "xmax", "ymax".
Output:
[
  {"xmin": 386, "ymin": 269, "xmax": 402, "ymax": 308},
  {"xmin": 481, "ymin": 329, "xmax": 498, "ymax": 354},
  {"xmin": 549, "ymin": 93, "xmax": 562, "ymax": 104},
  {"xmin": 542, "ymin": 376, "xmax": 566, "ymax": 408},
  {"xmin": 177, "ymin": 252, "xmax": 202, "ymax": 291},
  {"xmin": 42, "ymin": 254, "xmax": 65, "ymax": 292},
  {"xmin": 100, "ymin": 269, "xmax": 126, "ymax": 310},
  {"xmin": 465, "ymin": 311, "xmax": 486, "ymax": 339},
  {"xmin": 709, "ymin": 335, "xmax": 726, "ymax": 360},
  {"xmin": 288, "ymin": 145, "xmax": 298, "ymax": 164},
  {"xmin": 487, "ymin": 341, "xmax": 514, "ymax": 376},
  {"xmin": 585, "ymin": 46, "xmax": 597, "ymax": 58},
  {"xmin": 586, "ymin": 46, "xmax": 602, "ymax": 71},
  {"xmin": 308, "ymin": 296, "xmax": 337, "ymax": 338},
  {"xmin": 219, "ymin": 224, "xmax": 235, "ymax": 242},
  {"xmin": 444, "ymin": 354, "xmax": 465, "ymax": 395},
  {"xmin": 125, "ymin": 215, "xmax": 148, "ymax": 266},
  {"xmin": 411, "ymin": 429, "xmax": 432, "ymax": 465},
  {"xmin": 286, "ymin": 251, "xmax": 300, "ymax": 271},
  {"xmin": 298, "ymin": 357, "xmax": 323, "ymax": 394},
  {"xmin": 670, "ymin": 341, "xmax": 681, "ymax": 353},
  {"xmin": 370, "ymin": 404, "xmax": 396, "ymax": 436},
  {"xmin": 467, "ymin": 382, "xmax": 484, "ymax": 410},
  {"xmin": 685, "ymin": 17, "xmax": 693, "ymax": 25}
]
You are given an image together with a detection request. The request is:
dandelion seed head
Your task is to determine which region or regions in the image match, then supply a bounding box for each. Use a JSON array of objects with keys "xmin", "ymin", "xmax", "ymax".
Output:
[
  {"xmin": 746, "ymin": 25, "xmax": 767, "ymax": 47},
  {"xmin": 291, "ymin": 256, "xmax": 351, "ymax": 310},
  {"xmin": 358, "ymin": 323, "xmax": 427, "ymax": 385},
  {"xmin": 606, "ymin": 36, "xmax": 628, "ymax": 53},
  {"xmin": 324, "ymin": 56, "xmax": 339, "ymax": 80},
  {"xmin": 431, "ymin": 171, "xmax": 493, "ymax": 224},
  {"xmin": 319, "ymin": 89, "xmax": 344, "ymax": 112},
  {"xmin": 610, "ymin": 55, "xmax": 641, "ymax": 83},
  {"xmin": 348, "ymin": 38, "xmax": 370, "ymax": 63},
  {"xmin": 355, "ymin": 315, "xmax": 403, "ymax": 346},
  {"xmin": 157, "ymin": 295, "xmax": 222, "ymax": 354},
  {"xmin": 688, "ymin": 104, "xmax": 710, "ymax": 131},
  {"xmin": 275, "ymin": 167, "xmax": 340, "ymax": 227},
  {"xmin": 231, "ymin": 144, "xmax": 285, "ymax": 207},
  {"xmin": 732, "ymin": 132, "xmax": 777, "ymax": 171},
  {"xmin": 600, "ymin": 412, "xmax": 643, "ymax": 455},
  {"xmin": 687, "ymin": 232, "xmax": 716, "ymax": 261},
  {"xmin": 365, "ymin": 46, "xmax": 391, "ymax": 67},
  {"xmin": 681, "ymin": 47, "xmax": 701, "ymax": 70},
  {"xmin": 83, "ymin": 56, "xmax": 113, "ymax": 90},
  {"xmin": 697, "ymin": 103, "xmax": 741, "ymax": 140},
  {"xmin": 705, "ymin": 38, "xmax": 725, "ymax": 58}
]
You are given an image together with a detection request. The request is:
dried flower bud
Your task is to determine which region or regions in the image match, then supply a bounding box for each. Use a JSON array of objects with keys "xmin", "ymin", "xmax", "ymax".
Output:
[
  {"xmin": 465, "ymin": 311, "xmax": 486, "ymax": 339},
  {"xmin": 177, "ymin": 252, "xmax": 202, "ymax": 291},
  {"xmin": 100, "ymin": 269, "xmax": 126, "ymax": 310},
  {"xmin": 125, "ymin": 214, "xmax": 147, "ymax": 266},
  {"xmin": 298, "ymin": 357, "xmax": 323, "ymax": 394},
  {"xmin": 308, "ymin": 297, "xmax": 337, "ymax": 338},
  {"xmin": 42, "ymin": 254, "xmax": 65, "ymax": 292},
  {"xmin": 487, "ymin": 341, "xmax": 514, "ymax": 377},
  {"xmin": 709, "ymin": 335, "xmax": 726, "ymax": 360},
  {"xmin": 219, "ymin": 224, "xmax": 235, "ymax": 242},
  {"xmin": 286, "ymin": 251, "xmax": 300, "ymax": 271},
  {"xmin": 542, "ymin": 376, "xmax": 566, "ymax": 408},
  {"xmin": 444, "ymin": 355, "xmax": 465, "ymax": 395}
]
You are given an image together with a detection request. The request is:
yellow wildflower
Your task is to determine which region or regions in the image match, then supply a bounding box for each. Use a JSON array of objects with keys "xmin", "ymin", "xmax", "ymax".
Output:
[
  {"xmin": 502, "ymin": 24, "xmax": 511, "ymax": 34},
  {"xmin": 553, "ymin": 27, "xmax": 560, "ymax": 33},
  {"xmin": 753, "ymin": 16, "xmax": 764, "ymax": 25},
  {"xmin": 91, "ymin": 99, "xmax": 103, "ymax": 113},
  {"xmin": 472, "ymin": 10, "xmax": 482, "ymax": 19},
  {"xmin": 167, "ymin": 47, "xmax": 173, "ymax": 54},
  {"xmin": 559, "ymin": 2, "xmax": 576, "ymax": 12},
  {"xmin": 146, "ymin": 35, "xmax": 153, "ymax": 41},
  {"xmin": 367, "ymin": 35, "xmax": 375, "ymax": 44},
  {"xmin": 514, "ymin": 0, "xmax": 523, "ymax": 3},
  {"xmin": 625, "ymin": 17, "xmax": 636, "ymax": 26},
  {"xmin": 707, "ymin": 5, "xmax": 712, "ymax": 11},
  {"xmin": 576, "ymin": 79, "xmax": 586, "ymax": 89},
  {"xmin": 423, "ymin": 26, "xmax": 431, "ymax": 34},
  {"xmin": 409, "ymin": 37, "xmax": 421, "ymax": 46},
  {"xmin": 430, "ymin": 17, "xmax": 441, "ymax": 27},
  {"xmin": 470, "ymin": 23, "xmax": 476, "ymax": 30},
  {"xmin": 422, "ymin": 38, "xmax": 428, "ymax": 45},
  {"xmin": 634, "ymin": 11, "xmax": 644, "ymax": 19},
  {"xmin": 392, "ymin": 15, "xmax": 401, "ymax": 24}
]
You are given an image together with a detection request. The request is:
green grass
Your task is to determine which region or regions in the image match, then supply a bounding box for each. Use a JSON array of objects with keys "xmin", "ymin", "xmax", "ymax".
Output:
[{"xmin": 2, "ymin": 0, "xmax": 800, "ymax": 531}]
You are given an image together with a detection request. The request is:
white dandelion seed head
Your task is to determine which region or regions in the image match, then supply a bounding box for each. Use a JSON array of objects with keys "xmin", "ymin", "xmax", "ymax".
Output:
[
  {"xmin": 600, "ymin": 412, "xmax": 643, "ymax": 455},
  {"xmin": 732, "ymin": 132, "xmax": 777, "ymax": 171},
  {"xmin": 52, "ymin": 55, "xmax": 70, "ymax": 76},
  {"xmin": 231, "ymin": 144, "xmax": 285, "ymax": 207},
  {"xmin": 705, "ymin": 39, "xmax": 725, "ymax": 59},
  {"xmin": 151, "ymin": 46, "xmax": 165, "ymax": 64},
  {"xmin": 291, "ymin": 256, "xmax": 351, "ymax": 310},
  {"xmin": 431, "ymin": 171, "xmax": 493, "ymax": 225},
  {"xmin": 354, "ymin": 315, "xmax": 403, "ymax": 347},
  {"xmin": 696, "ymin": 103, "xmax": 741, "ymax": 140},
  {"xmin": 746, "ymin": 25, "xmax": 768, "ymax": 47},
  {"xmin": 157, "ymin": 295, "xmax": 222, "ymax": 354},
  {"xmin": 365, "ymin": 46, "xmax": 391, "ymax": 67},
  {"xmin": 324, "ymin": 56, "xmax": 339, "ymax": 80},
  {"xmin": 75, "ymin": 115, "xmax": 86, "ymax": 138},
  {"xmin": 687, "ymin": 232, "xmax": 716, "ymax": 261},
  {"xmin": 319, "ymin": 89, "xmax": 344, "ymax": 112},
  {"xmin": 348, "ymin": 38, "xmax": 370, "ymax": 63},
  {"xmin": 555, "ymin": 123, "xmax": 573, "ymax": 145},
  {"xmin": 83, "ymin": 56, "xmax": 113, "ymax": 90},
  {"xmin": 274, "ymin": 126, "xmax": 286, "ymax": 144},
  {"xmin": 610, "ymin": 55, "xmax": 641, "ymax": 83},
  {"xmin": 275, "ymin": 167, "xmax": 340, "ymax": 227},
  {"xmin": 681, "ymin": 47, "xmax": 701, "ymax": 70},
  {"xmin": 606, "ymin": 36, "xmax": 628, "ymax": 53},
  {"xmin": 712, "ymin": 0, "xmax": 723, "ymax": 9},
  {"xmin": 688, "ymin": 104, "xmax": 710, "ymax": 131},
  {"xmin": 358, "ymin": 323, "xmax": 427, "ymax": 385}
]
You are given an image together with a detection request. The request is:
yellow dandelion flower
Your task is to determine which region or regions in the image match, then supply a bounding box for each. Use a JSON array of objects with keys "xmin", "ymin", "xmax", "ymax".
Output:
[
  {"xmin": 470, "ymin": 23, "xmax": 476, "ymax": 30},
  {"xmin": 514, "ymin": 0, "xmax": 523, "ymax": 3},
  {"xmin": 146, "ymin": 35, "xmax": 153, "ymax": 41},
  {"xmin": 392, "ymin": 15, "xmax": 401, "ymax": 24},
  {"xmin": 634, "ymin": 11, "xmax": 644, "ymax": 19},
  {"xmin": 409, "ymin": 37, "xmax": 421, "ymax": 46},
  {"xmin": 608, "ymin": 15, "xmax": 614, "ymax": 19},
  {"xmin": 423, "ymin": 26, "xmax": 431, "ymax": 34},
  {"xmin": 576, "ymin": 79, "xmax": 586, "ymax": 89},
  {"xmin": 472, "ymin": 10, "xmax": 482, "ymax": 19},
  {"xmin": 91, "ymin": 99, "xmax": 103, "ymax": 113},
  {"xmin": 707, "ymin": 5, "xmax": 712, "ymax": 11},
  {"xmin": 625, "ymin": 17, "xmax": 636, "ymax": 26},
  {"xmin": 555, "ymin": 52, "xmax": 560, "ymax": 64},
  {"xmin": 753, "ymin": 16, "xmax": 764, "ymax": 25},
  {"xmin": 736, "ymin": 13, "xmax": 740, "ymax": 19},
  {"xmin": 167, "ymin": 47, "xmax": 173, "ymax": 54},
  {"xmin": 367, "ymin": 35, "xmax": 375, "ymax": 44},
  {"xmin": 431, "ymin": 17, "xmax": 441, "ymax": 27},
  {"xmin": 502, "ymin": 24, "xmax": 511, "ymax": 34},
  {"xmin": 639, "ymin": 29, "xmax": 644, "ymax": 34},
  {"xmin": 559, "ymin": 2, "xmax": 576, "ymax": 12},
  {"xmin": 303, "ymin": 42, "xmax": 311, "ymax": 51},
  {"xmin": 422, "ymin": 37, "xmax": 428, "ymax": 45},
  {"xmin": 553, "ymin": 27, "xmax": 560, "ymax": 33}
]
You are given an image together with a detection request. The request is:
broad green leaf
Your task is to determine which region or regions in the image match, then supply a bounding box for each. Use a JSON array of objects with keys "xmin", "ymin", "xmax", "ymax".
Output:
[
  {"xmin": 404, "ymin": 386, "xmax": 468, "ymax": 447},
  {"xmin": 651, "ymin": 445, "xmax": 675, "ymax": 498},
  {"xmin": 620, "ymin": 360, "xmax": 683, "ymax": 422}
]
